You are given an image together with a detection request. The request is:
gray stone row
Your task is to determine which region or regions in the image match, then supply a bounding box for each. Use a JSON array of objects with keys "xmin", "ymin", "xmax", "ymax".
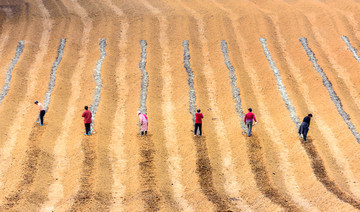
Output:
[
  {"xmin": 0, "ymin": 40, "xmax": 24, "ymax": 105},
  {"xmin": 44, "ymin": 38, "xmax": 66, "ymax": 111},
  {"xmin": 300, "ymin": 37, "xmax": 360, "ymax": 143},
  {"xmin": 182, "ymin": 40, "xmax": 196, "ymax": 123},
  {"xmin": 138, "ymin": 40, "xmax": 148, "ymax": 115},
  {"xmin": 341, "ymin": 35, "xmax": 360, "ymax": 63},
  {"xmin": 220, "ymin": 40, "xmax": 246, "ymax": 131},
  {"xmin": 90, "ymin": 38, "xmax": 106, "ymax": 131},
  {"xmin": 260, "ymin": 38, "xmax": 301, "ymax": 128}
]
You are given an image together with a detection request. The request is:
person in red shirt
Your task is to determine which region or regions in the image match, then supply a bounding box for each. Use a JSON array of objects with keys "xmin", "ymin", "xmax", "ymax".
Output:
[
  {"xmin": 244, "ymin": 108, "xmax": 257, "ymax": 137},
  {"xmin": 82, "ymin": 106, "xmax": 92, "ymax": 136},
  {"xmin": 194, "ymin": 109, "xmax": 204, "ymax": 136}
]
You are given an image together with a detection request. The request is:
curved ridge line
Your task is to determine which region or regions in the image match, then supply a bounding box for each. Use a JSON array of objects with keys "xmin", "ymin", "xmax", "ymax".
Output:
[
  {"xmin": 0, "ymin": 41, "xmax": 24, "ymax": 105},
  {"xmin": 182, "ymin": 3, "xmax": 254, "ymax": 210},
  {"xmin": 209, "ymin": 2, "xmax": 296, "ymax": 210},
  {"xmin": 342, "ymin": 35, "xmax": 360, "ymax": 63},
  {"xmin": 269, "ymin": 13, "xmax": 360, "ymax": 203},
  {"xmin": 137, "ymin": 39, "xmax": 161, "ymax": 210},
  {"xmin": 220, "ymin": 40, "xmax": 246, "ymax": 131},
  {"xmin": 259, "ymin": 38, "xmax": 301, "ymax": 127},
  {"xmin": 224, "ymin": 39, "xmax": 316, "ymax": 211},
  {"xmin": 0, "ymin": 0, "xmax": 52, "ymax": 206},
  {"xmin": 300, "ymin": 37, "xmax": 360, "ymax": 144},
  {"xmin": 139, "ymin": 40, "xmax": 148, "ymax": 115},
  {"xmin": 310, "ymin": 28, "xmax": 360, "ymax": 113},
  {"xmin": 182, "ymin": 40, "xmax": 196, "ymax": 123},
  {"xmin": 182, "ymin": 39, "xmax": 239, "ymax": 211},
  {"xmin": 259, "ymin": 37, "xmax": 322, "ymax": 211},
  {"xmin": 44, "ymin": 38, "xmax": 66, "ymax": 110},
  {"xmin": 302, "ymin": 29, "xmax": 360, "ymax": 199},
  {"xmin": 40, "ymin": 0, "xmax": 92, "ymax": 211},
  {"xmin": 141, "ymin": 1, "xmax": 193, "ymax": 209},
  {"xmin": 104, "ymin": 1, "xmax": 127, "ymax": 211},
  {"xmin": 300, "ymin": 37, "xmax": 360, "ymax": 209},
  {"xmin": 90, "ymin": 38, "xmax": 106, "ymax": 131},
  {"xmin": 1, "ymin": 38, "xmax": 66, "ymax": 210}
]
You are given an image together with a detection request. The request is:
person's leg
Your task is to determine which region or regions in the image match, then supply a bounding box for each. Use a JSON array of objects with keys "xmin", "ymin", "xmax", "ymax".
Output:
[
  {"xmin": 40, "ymin": 110, "xmax": 45, "ymax": 125},
  {"xmin": 39, "ymin": 112, "xmax": 42, "ymax": 125},
  {"xmin": 85, "ymin": 124, "xmax": 87, "ymax": 134},
  {"xmin": 299, "ymin": 123, "xmax": 306, "ymax": 138},
  {"xmin": 247, "ymin": 120, "xmax": 253, "ymax": 137},
  {"xmin": 141, "ymin": 131, "xmax": 144, "ymax": 136},
  {"xmin": 199, "ymin": 124, "xmax": 202, "ymax": 136},
  {"xmin": 194, "ymin": 124, "xmax": 199, "ymax": 135},
  {"xmin": 145, "ymin": 131, "xmax": 147, "ymax": 135},
  {"xmin": 303, "ymin": 126, "xmax": 309, "ymax": 141},
  {"xmin": 85, "ymin": 123, "xmax": 91, "ymax": 135}
]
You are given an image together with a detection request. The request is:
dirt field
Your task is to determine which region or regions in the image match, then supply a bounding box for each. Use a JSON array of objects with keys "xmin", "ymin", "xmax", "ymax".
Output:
[{"xmin": 0, "ymin": 0, "xmax": 360, "ymax": 211}]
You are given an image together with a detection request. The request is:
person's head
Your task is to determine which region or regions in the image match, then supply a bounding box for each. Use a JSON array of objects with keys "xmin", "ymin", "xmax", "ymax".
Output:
[
  {"xmin": 137, "ymin": 111, "xmax": 141, "ymax": 115},
  {"xmin": 197, "ymin": 109, "xmax": 201, "ymax": 113},
  {"xmin": 84, "ymin": 106, "xmax": 88, "ymax": 110},
  {"xmin": 248, "ymin": 108, "xmax": 252, "ymax": 112},
  {"xmin": 308, "ymin": 113, "xmax": 313, "ymax": 118},
  {"xmin": 34, "ymin": 101, "xmax": 38, "ymax": 105}
]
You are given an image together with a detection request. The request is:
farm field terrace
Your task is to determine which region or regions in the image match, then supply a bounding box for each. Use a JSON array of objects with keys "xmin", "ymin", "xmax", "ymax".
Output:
[{"xmin": 0, "ymin": 0, "xmax": 360, "ymax": 211}]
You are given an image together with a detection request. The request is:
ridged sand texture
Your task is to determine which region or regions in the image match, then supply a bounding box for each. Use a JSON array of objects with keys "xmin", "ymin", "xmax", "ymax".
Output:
[
  {"xmin": 260, "ymin": 38, "xmax": 301, "ymax": 127},
  {"xmin": 260, "ymin": 37, "xmax": 360, "ymax": 210},
  {"xmin": 300, "ymin": 37, "xmax": 360, "ymax": 144},
  {"xmin": 90, "ymin": 38, "xmax": 106, "ymax": 132},
  {"xmin": 0, "ymin": 41, "xmax": 24, "ymax": 105},
  {"xmin": 182, "ymin": 40, "xmax": 196, "ymax": 123},
  {"xmin": 139, "ymin": 40, "xmax": 148, "ymax": 115},
  {"xmin": 44, "ymin": 38, "xmax": 66, "ymax": 111},
  {"xmin": 2, "ymin": 0, "xmax": 360, "ymax": 211},
  {"xmin": 220, "ymin": 40, "xmax": 246, "ymax": 131},
  {"xmin": 341, "ymin": 35, "xmax": 360, "ymax": 63}
]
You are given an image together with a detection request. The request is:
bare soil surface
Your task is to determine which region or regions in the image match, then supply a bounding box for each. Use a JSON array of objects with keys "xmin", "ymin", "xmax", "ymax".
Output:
[{"xmin": 1, "ymin": 0, "xmax": 360, "ymax": 211}]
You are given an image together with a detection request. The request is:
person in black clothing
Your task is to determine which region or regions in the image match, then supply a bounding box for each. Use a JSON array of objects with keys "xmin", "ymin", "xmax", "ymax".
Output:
[{"xmin": 298, "ymin": 114, "xmax": 312, "ymax": 141}]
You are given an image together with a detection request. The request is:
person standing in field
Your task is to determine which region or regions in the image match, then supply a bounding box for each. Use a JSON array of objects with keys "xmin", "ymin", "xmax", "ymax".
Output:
[
  {"xmin": 299, "ymin": 114, "xmax": 312, "ymax": 142},
  {"xmin": 138, "ymin": 111, "xmax": 148, "ymax": 136},
  {"xmin": 194, "ymin": 109, "xmax": 204, "ymax": 136},
  {"xmin": 82, "ymin": 106, "xmax": 92, "ymax": 136},
  {"xmin": 34, "ymin": 101, "xmax": 46, "ymax": 126},
  {"xmin": 244, "ymin": 108, "xmax": 257, "ymax": 137}
]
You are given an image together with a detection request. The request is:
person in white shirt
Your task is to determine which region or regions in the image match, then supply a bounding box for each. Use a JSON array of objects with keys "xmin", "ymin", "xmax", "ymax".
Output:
[{"xmin": 34, "ymin": 101, "xmax": 46, "ymax": 126}]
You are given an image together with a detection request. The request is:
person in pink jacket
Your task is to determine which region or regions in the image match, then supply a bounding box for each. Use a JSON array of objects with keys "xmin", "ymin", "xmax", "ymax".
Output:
[
  {"xmin": 138, "ymin": 111, "xmax": 148, "ymax": 136},
  {"xmin": 244, "ymin": 108, "xmax": 257, "ymax": 137}
]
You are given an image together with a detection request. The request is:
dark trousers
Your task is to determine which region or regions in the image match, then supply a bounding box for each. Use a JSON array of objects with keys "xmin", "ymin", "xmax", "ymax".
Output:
[
  {"xmin": 40, "ymin": 110, "xmax": 46, "ymax": 125},
  {"xmin": 194, "ymin": 123, "xmax": 202, "ymax": 135},
  {"xmin": 85, "ymin": 123, "xmax": 91, "ymax": 134},
  {"xmin": 298, "ymin": 122, "xmax": 309, "ymax": 141},
  {"xmin": 141, "ymin": 131, "xmax": 147, "ymax": 135}
]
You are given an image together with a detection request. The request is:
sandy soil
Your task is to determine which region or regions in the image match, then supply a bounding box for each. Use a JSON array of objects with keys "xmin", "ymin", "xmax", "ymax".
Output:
[{"xmin": 0, "ymin": 0, "xmax": 360, "ymax": 211}]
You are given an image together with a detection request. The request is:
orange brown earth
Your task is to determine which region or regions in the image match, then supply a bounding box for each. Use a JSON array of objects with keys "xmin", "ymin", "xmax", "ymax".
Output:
[{"xmin": 1, "ymin": 0, "xmax": 360, "ymax": 211}]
